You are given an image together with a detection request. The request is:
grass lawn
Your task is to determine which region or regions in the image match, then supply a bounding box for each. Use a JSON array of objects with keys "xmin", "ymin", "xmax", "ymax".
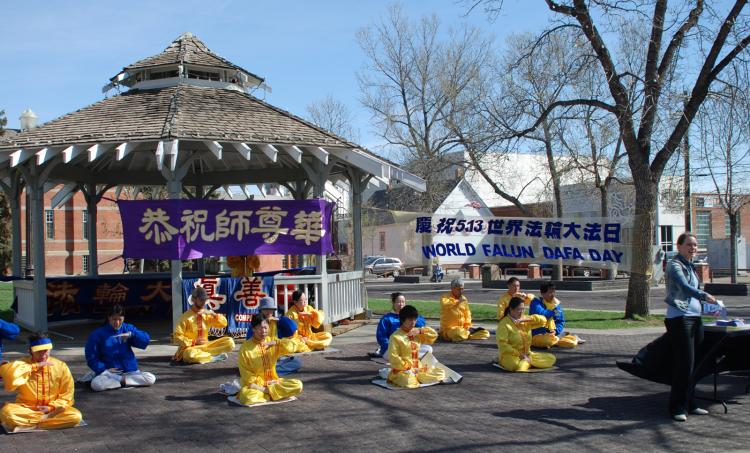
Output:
[
  {"xmin": 0, "ymin": 282, "xmax": 13, "ymax": 322},
  {"xmin": 368, "ymin": 298, "xmax": 665, "ymax": 329}
]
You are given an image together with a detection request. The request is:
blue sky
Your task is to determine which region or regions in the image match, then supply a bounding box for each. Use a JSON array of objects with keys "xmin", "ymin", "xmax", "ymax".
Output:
[{"xmin": 0, "ymin": 0, "xmax": 551, "ymax": 154}]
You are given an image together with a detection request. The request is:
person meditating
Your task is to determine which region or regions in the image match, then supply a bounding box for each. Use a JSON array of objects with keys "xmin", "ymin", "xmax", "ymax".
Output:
[
  {"xmin": 387, "ymin": 305, "xmax": 445, "ymax": 388},
  {"xmin": 496, "ymin": 277, "xmax": 535, "ymax": 320},
  {"xmin": 496, "ymin": 297, "xmax": 556, "ymax": 372},
  {"xmin": 371, "ymin": 292, "xmax": 430, "ymax": 358},
  {"xmin": 173, "ymin": 287, "xmax": 235, "ymax": 364},
  {"xmin": 285, "ymin": 291, "xmax": 332, "ymax": 352},
  {"xmin": 0, "ymin": 318, "xmax": 20, "ymax": 363},
  {"xmin": 236, "ymin": 314, "xmax": 303, "ymax": 405},
  {"xmin": 85, "ymin": 304, "xmax": 156, "ymax": 391},
  {"xmin": 528, "ymin": 283, "xmax": 580, "ymax": 349},
  {"xmin": 439, "ymin": 278, "xmax": 490, "ymax": 342},
  {"xmin": 0, "ymin": 333, "xmax": 82, "ymax": 432},
  {"xmin": 246, "ymin": 296, "xmax": 301, "ymax": 375}
]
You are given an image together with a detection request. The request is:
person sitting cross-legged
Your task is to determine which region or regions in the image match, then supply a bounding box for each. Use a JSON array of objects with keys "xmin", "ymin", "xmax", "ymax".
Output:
[
  {"xmin": 496, "ymin": 277, "xmax": 535, "ymax": 321},
  {"xmin": 387, "ymin": 305, "xmax": 445, "ymax": 388},
  {"xmin": 439, "ymin": 278, "xmax": 490, "ymax": 342},
  {"xmin": 496, "ymin": 297, "xmax": 556, "ymax": 372},
  {"xmin": 246, "ymin": 296, "xmax": 301, "ymax": 375},
  {"xmin": 236, "ymin": 315, "xmax": 303, "ymax": 405},
  {"xmin": 0, "ymin": 333, "xmax": 82, "ymax": 432},
  {"xmin": 172, "ymin": 287, "xmax": 235, "ymax": 364},
  {"xmin": 370, "ymin": 292, "xmax": 431, "ymax": 358},
  {"xmin": 85, "ymin": 304, "xmax": 156, "ymax": 391},
  {"xmin": 285, "ymin": 291, "xmax": 332, "ymax": 352},
  {"xmin": 529, "ymin": 283, "xmax": 580, "ymax": 349}
]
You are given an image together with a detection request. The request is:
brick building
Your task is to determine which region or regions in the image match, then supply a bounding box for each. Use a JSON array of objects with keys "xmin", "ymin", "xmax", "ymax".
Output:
[{"xmin": 691, "ymin": 192, "xmax": 750, "ymax": 249}]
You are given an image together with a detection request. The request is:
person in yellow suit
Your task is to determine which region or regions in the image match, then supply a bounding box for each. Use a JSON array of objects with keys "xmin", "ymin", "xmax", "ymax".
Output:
[
  {"xmin": 439, "ymin": 278, "xmax": 490, "ymax": 342},
  {"xmin": 172, "ymin": 287, "xmax": 235, "ymax": 364},
  {"xmin": 236, "ymin": 315, "xmax": 303, "ymax": 405},
  {"xmin": 285, "ymin": 290, "xmax": 332, "ymax": 352},
  {"xmin": 496, "ymin": 297, "xmax": 556, "ymax": 372},
  {"xmin": 496, "ymin": 277, "xmax": 535, "ymax": 320},
  {"xmin": 0, "ymin": 333, "xmax": 82, "ymax": 432},
  {"xmin": 387, "ymin": 305, "xmax": 445, "ymax": 388},
  {"xmin": 226, "ymin": 255, "xmax": 261, "ymax": 277},
  {"xmin": 528, "ymin": 283, "xmax": 580, "ymax": 349}
]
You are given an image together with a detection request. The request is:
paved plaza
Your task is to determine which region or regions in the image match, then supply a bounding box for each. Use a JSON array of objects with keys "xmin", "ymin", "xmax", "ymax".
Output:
[{"xmin": 2, "ymin": 320, "xmax": 749, "ymax": 452}]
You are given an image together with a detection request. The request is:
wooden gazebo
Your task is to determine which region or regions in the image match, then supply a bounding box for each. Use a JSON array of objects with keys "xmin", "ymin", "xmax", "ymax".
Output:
[{"xmin": 0, "ymin": 32, "xmax": 425, "ymax": 331}]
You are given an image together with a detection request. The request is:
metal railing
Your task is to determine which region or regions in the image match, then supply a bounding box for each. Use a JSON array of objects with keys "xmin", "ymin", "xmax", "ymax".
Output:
[{"xmin": 274, "ymin": 271, "xmax": 366, "ymax": 323}]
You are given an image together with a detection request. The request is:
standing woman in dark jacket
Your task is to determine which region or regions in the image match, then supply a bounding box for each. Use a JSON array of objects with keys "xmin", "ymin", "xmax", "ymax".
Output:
[{"xmin": 664, "ymin": 232, "xmax": 718, "ymax": 422}]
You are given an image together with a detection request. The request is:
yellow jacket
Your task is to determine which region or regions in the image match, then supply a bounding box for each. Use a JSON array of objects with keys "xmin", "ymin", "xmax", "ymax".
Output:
[
  {"xmin": 496, "ymin": 314, "xmax": 548, "ymax": 359},
  {"xmin": 173, "ymin": 309, "xmax": 228, "ymax": 354},
  {"xmin": 496, "ymin": 291, "xmax": 534, "ymax": 320},
  {"xmin": 238, "ymin": 337, "xmax": 296, "ymax": 388},
  {"xmin": 440, "ymin": 293, "xmax": 473, "ymax": 332},
  {"xmin": 285, "ymin": 305, "xmax": 324, "ymax": 337},
  {"xmin": 0, "ymin": 357, "xmax": 75, "ymax": 410},
  {"xmin": 387, "ymin": 327, "xmax": 438, "ymax": 372}
]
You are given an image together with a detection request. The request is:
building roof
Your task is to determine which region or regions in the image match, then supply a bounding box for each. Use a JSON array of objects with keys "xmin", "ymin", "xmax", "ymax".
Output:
[
  {"xmin": 0, "ymin": 85, "xmax": 356, "ymax": 149},
  {"xmin": 114, "ymin": 32, "xmax": 264, "ymax": 84}
]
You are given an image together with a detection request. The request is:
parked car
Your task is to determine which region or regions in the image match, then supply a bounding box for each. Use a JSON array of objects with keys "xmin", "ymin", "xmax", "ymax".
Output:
[
  {"xmin": 365, "ymin": 257, "xmax": 403, "ymax": 277},
  {"xmin": 363, "ymin": 255, "xmax": 384, "ymax": 266}
]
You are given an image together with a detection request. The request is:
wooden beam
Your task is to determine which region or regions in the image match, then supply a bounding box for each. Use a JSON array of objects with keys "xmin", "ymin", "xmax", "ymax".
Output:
[
  {"xmin": 51, "ymin": 182, "xmax": 79, "ymax": 209},
  {"xmin": 222, "ymin": 185, "xmax": 234, "ymax": 199},
  {"xmin": 303, "ymin": 146, "xmax": 329, "ymax": 165},
  {"xmin": 62, "ymin": 145, "xmax": 83, "ymax": 163},
  {"xmin": 324, "ymin": 147, "xmax": 386, "ymax": 179},
  {"xmin": 278, "ymin": 145, "xmax": 303, "ymax": 164},
  {"xmin": 166, "ymin": 140, "xmax": 179, "ymax": 172},
  {"xmin": 36, "ymin": 147, "xmax": 61, "ymax": 165},
  {"xmin": 231, "ymin": 142, "xmax": 252, "ymax": 160},
  {"xmin": 254, "ymin": 143, "xmax": 278, "ymax": 162},
  {"xmin": 10, "ymin": 148, "xmax": 34, "ymax": 167},
  {"xmin": 155, "ymin": 141, "xmax": 165, "ymax": 171},
  {"xmin": 115, "ymin": 185, "xmax": 124, "ymax": 199},
  {"xmin": 116, "ymin": 142, "xmax": 135, "ymax": 161},
  {"xmin": 88, "ymin": 143, "xmax": 114, "ymax": 162},
  {"xmin": 204, "ymin": 141, "xmax": 222, "ymax": 160}
]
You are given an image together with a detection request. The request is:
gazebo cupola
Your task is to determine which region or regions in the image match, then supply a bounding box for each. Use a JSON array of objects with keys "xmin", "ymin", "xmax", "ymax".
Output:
[{"xmin": 103, "ymin": 32, "xmax": 266, "ymax": 94}]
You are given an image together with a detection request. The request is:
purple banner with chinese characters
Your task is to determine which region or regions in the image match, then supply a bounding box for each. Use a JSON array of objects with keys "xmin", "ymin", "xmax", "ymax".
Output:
[{"xmin": 117, "ymin": 199, "xmax": 335, "ymax": 259}]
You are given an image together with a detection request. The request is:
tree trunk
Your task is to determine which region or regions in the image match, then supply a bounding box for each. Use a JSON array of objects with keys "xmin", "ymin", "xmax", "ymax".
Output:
[
  {"xmin": 730, "ymin": 212, "xmax": 738, "ymax": 284},
  {"xmin": 625, "ymin": 174, "xmax": 657, "ymax": 318},
  {"xmin": 542, "ymin": 121, "xmax": 564, "ymax": 281}
]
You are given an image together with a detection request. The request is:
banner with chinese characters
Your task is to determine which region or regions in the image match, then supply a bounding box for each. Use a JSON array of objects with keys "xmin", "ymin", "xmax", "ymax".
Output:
[
  {"xmin": 182, "ymin": 276, "xmax": 274, "ymax": 339},
  {"xmin": 413, "ymin": 214, "xmax": 634, "ymax": 271},
  {"xmin": 117, "ymin": 199, "xmax": 335, "ymax": 259},
  {"xmin": 46, "ymin": 277, "xmax": 174, "ymax": 322}
]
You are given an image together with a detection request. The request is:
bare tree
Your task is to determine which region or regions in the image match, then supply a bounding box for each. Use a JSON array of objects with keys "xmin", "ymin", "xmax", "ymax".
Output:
[
  {"xmin": 306, "ymin": 95, "xmax": 360, "ymax": 143},
  {"xmin": 0, "ymin": 109, "xmax": 10, "ymax": 274},
  {"xmin": 357, "ymin": 4, "xmax": 493, "ymax": 209},
  {"xmin": 695, "ymin": 61, "xmax": 750, "ymax": 283},
  {"xmin": 472, "ymin": 0, "xmax": 750, "ymax": 317}
]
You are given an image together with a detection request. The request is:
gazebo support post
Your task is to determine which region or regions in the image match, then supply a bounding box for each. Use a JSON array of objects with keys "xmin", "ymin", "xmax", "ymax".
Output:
[
  {"xmin": 196, "ymin": 184, "xmax": 206, "ymax": 276},
  {"xmin": 302, "ymin": 160, "xmax": 334, "ymax": 320},
  {"xmin": 168, "ymin": 179, "xmax": 184, "ymax": 329},
  {"xmin": 83, "ymin": 183, "xmax": 100, "ymax": 277},
  {"xmin": 0, "ymin": 173, "xmax": 23, "ymax": 277},
  {"xmin": 346, "ymin": 168, "xmax": 371, "ymax": 272}
]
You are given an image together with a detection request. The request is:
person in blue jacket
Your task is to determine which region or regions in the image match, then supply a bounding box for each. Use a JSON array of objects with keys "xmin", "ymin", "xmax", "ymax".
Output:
[
  {"xmin": 528, "ymin": 283, "xmax": 580, "ymax": 348},
  {"xmin": 0, "ymin": 318, "xmax": 21, "ymax": 363},
  {"xmin": 369, "ymin": 292, "xmax": 430, "ymax": 358},
  {"xmin": 85, "ymin": 304, "xmax": 156, "ymax": 391}
]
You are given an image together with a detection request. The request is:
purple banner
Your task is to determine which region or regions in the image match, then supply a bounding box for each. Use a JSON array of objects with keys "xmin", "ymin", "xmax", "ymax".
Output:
[{"xmin": 117, "ymin": 199, "xmax": 335, "ymax": 259}]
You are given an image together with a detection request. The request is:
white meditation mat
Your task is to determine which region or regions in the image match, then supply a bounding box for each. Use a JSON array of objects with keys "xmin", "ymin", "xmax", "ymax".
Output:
[{"xmin": 2, "ymin": 420, "xmax": 87, "ymax": 434}]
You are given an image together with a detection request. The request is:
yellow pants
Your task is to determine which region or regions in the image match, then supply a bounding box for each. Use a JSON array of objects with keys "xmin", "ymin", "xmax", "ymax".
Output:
[
  {"xmin": 531, "ymin": 333, "xmax": 578, "ymax": 349},
  {"xmin": 295, "ymin": 332, "xmax": 333, "ymax": 352},
  {"xmin": 1, "ymin": 403, "xmax": 82, "ymax": 431},
  {"xmin": 181, "ymin": 337, "xmax": 235, "ymax": 364},
  {"xmin": 238, "ymin": 379, "xmax": 303, "ymax": 405},
  {"xmin": 388, "ymin": 367, "xmax": 446, "ymax": 389},
  {"xmin": 442, "ymin": 327, "xmax": 490, "ymax": 342},
  {"xmin": 499, "ymin": 351, "xmax": 556, "ymax": 372}
]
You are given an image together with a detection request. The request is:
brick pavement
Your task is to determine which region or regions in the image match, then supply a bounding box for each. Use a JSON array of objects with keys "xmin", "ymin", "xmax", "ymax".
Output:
[{"xmin": 1, "ymin": 327, "xmax": 749, "ymax": 452}]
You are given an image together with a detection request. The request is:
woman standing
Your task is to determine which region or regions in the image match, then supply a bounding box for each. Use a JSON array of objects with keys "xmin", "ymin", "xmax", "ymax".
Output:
[{"xmin": 664, "ymin": 232, "xmax": 719, "ymax": 422}]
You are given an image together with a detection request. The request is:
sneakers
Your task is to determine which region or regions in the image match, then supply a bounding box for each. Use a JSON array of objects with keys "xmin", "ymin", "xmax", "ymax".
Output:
[
  {"xmin": 690, "ymin": 408, "xmax": 709, "ymax": 415},
  {"xmin": 672, "ymin": 413, "xmax": 687, "ymax": 422}
]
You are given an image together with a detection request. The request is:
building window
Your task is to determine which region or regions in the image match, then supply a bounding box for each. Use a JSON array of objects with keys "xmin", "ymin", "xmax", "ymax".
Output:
[
  {"xmin": 695, "ymin": 211, "xmax": 711, "ymax": 245},
  {"xmin": 45, "ymin": 210, "xmax": 54, "ymax": 239},
  {"xmin": 82, "ymin": 255, "xmax": 90, "ymax": 274},
  {"xmin": 379, "ymin": 231, "xmax": 386, "ymax": 251},
  {"xmin": 660, "ymin": 226, "xmax": 674, "ymax": 252},
  {"xmin": 82, "ymin": 210, "xmax": 89, "ymax": 240}
]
